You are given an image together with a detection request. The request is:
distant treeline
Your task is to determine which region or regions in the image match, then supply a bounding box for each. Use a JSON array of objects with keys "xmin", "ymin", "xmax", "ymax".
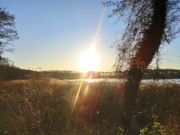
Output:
[
  {"xmin": 0, "ymin": 64, "xmax": 180, "ymax": 80},
  {"xmin": 115, "ymin": 69, "xmax": 180, "ymax": 79},
  {"xmin": 0, "ymin": 64, "xmax": 34, "ymax": 80},
  {"xmin": 143, "ymin": 69, "xmax": 180, "ymax": 79}
]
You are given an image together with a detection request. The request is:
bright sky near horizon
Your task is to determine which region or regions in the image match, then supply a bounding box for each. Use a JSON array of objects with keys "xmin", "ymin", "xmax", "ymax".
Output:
[{"xmin": 1, "ymin": 0, "xmax": 180, "ymax": 71}]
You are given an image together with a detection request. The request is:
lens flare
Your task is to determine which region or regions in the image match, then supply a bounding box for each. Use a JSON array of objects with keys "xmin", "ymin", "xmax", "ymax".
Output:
[{"xmin": 72, "ymin": 8, "xmax": 106, "ymax": 114}]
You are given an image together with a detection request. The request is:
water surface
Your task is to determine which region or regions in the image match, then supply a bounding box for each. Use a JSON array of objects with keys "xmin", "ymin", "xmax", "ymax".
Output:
[{"xmin": 68, "ymin": 78, "xmax": 180, "ymax": 83}]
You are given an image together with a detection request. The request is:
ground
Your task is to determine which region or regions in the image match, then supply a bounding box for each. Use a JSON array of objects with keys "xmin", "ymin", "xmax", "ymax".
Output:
[{"xmin": 0, "ymin": 79, "xmax": 179, "ymax": 135}]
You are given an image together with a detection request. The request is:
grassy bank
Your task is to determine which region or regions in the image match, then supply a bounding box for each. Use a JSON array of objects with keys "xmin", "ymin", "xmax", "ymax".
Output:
[{"xmin": 0, "ymin": 79, "xmax": 179, "ymax": 135}]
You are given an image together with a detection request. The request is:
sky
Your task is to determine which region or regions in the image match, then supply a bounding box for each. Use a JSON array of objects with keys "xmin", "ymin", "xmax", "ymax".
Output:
[{"xmin": 1, "ymin": 0, "xmax": 180, "ymax": 71}]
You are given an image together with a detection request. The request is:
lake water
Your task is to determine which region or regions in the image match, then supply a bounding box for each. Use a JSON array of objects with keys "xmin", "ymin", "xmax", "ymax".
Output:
[{"xmin": 68, "ymin": 78, "xmax": 180, "ymax": 84}]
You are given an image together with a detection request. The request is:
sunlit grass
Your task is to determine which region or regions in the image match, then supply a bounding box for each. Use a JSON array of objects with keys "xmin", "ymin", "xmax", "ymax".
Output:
[{"xmin": 0, "ymin": 79, "xmax": 179, "ymax": 134}]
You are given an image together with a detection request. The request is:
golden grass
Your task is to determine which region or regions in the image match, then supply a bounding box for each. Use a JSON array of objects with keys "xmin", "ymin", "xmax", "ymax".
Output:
[{"xmin": 0, "ymin": 79, "xmax": 179, "ymax": 134}]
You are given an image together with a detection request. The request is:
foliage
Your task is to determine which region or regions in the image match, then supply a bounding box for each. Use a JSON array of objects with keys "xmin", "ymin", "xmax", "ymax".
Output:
[
  {"xmin": 0, "ymin": 79, "xmax": 179, "ymax": 134},
  {"xmin": 0, "ymin": 7, "xmax": 19, "ymax": 63},
  {"xmin": 140, "ymin": 115, "xmax": 174, "ymax": 135},
  {"xmin": 103, "ymin": 0, "xmax": 180, "ymax": 71},
  {"xmin": 0, "ymin": 64, "xmax": 34, "ymax": 80}
]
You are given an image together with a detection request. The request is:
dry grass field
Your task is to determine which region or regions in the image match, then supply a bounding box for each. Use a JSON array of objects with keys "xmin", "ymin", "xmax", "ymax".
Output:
[{"xmin": 0, "ymin": 79, "xmax": 179, "ymax": 135}]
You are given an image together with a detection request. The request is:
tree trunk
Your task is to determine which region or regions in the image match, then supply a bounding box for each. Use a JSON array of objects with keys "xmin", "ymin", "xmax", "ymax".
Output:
[{"xmin": 121, "ymin": 0, "xmax": 168, "ymax": 133}]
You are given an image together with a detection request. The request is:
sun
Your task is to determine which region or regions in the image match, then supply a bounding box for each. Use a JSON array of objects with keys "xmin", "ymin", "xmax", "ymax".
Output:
[{"xmin": 79, "ymin": 46, "xmax": 99, "ymax": 72}]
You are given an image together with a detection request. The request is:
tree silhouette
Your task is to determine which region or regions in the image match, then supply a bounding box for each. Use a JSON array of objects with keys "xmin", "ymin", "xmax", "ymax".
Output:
[
  {"xmin": 0, "ymin": 7, "xmax": 19, "ymax": 64},
  {"xmin": 104, "ymin": 0, "xmax": 180, "ymax": 132}
]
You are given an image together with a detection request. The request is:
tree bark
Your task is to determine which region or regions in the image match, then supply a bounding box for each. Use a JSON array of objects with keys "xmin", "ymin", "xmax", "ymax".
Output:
[{"xmin": 121, "ymin": 0, "xmax": 168, "ymax": 132}]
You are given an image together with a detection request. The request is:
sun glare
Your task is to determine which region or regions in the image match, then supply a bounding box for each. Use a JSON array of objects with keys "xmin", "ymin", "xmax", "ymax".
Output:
[{"xmin": 79, "ymin": 46, "xmax": 99, "ymax": 72}]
